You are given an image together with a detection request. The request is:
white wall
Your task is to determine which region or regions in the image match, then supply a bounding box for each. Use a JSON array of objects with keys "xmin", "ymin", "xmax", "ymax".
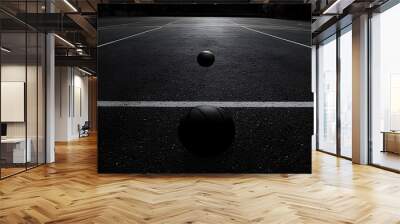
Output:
[
  {"xmin": 1, "ymin": 63, "xmax": 46, "ymax": 164},
  {"xmin": 1, "ymin": 64, "xmax": 39, "ymax": 138},
  {"xmin": 69, "ymin": 72, "xmax": 89, "ymax": 139},
  {"xmin": 55, "ymin": 66, "xmax": 70, "ymax": 141},
  {"xmin": 55, "ymin": 66, "xmax": 89, "ymax": 141},
  {"xmin": 1, "ymin": 65, "xmax": 27, "ymax": 140}
]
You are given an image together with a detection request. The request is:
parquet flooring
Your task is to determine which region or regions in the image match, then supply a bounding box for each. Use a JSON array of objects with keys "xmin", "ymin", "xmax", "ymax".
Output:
[{"xmin": 1, "ymin": 134, "xmax": 400, "ymax": 223}]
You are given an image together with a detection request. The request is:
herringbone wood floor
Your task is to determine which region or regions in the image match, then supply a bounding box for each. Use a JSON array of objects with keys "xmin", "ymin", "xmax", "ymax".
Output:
[{"xmin": 1, "ymin": 135, "xmax": 400, "ymax": 224}]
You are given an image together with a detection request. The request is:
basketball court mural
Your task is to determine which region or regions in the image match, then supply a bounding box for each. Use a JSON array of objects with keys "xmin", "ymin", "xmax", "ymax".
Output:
[{"xmin": 97, "ymin": 4, "xmax": 313, "ymax": 173}]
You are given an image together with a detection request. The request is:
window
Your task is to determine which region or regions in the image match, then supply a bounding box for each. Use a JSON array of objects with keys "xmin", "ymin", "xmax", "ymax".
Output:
[
  {"xmin": 339, "ymin": 26, "xmax": 352, "ymax": 158},
  {"xmin": 317, "ymin": 35, "xmax": 337, "ymax": 154},
  {"xmin": 316, "ymin": 24, "xmax": 353, "ymax": 159},
  {"xmin": 0, "ymin": 2, "xmax": 46, "ymax": 179},
  {"xmin": 370, "ymin": 2, "xmax": 400, "ymax": 171}
]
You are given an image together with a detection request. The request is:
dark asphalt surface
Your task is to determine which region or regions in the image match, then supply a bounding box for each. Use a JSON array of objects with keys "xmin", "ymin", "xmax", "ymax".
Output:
[
  {"xmin": 97, "ymin": 17, "xmax": 313, "ymax": 173},
  {"xmin": 98, "ymin": 107, "xmax": 312, "ymax": 173},
  {"xmin": 98, "ymin": 17, "xmax": 312, "ymax": 102}
]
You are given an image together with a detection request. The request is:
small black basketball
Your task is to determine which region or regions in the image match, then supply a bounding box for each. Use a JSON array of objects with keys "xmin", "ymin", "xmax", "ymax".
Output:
[
  {"xmin": 178, "ymin": 105, "xmax": 235, "ymax": 157},
  {"xmin": 197, "ymin": 50, "xmax": 215, "ymax": 67}
]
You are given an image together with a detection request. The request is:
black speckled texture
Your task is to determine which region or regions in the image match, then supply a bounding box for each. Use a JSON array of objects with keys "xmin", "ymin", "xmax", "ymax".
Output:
[
  {"xmin": 98, "ymin": 17, "xmax": 312, "ymax": 102},
  {"xmin": 98, "ymin": 107, "xmax": 312, "ymax": 173},
  {"xmin": 98, "ymin": 9, "xmax": 312, "ymax": 173}
]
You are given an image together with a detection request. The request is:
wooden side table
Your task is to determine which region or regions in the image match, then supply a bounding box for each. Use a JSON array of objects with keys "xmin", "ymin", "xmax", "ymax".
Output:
[{"xmin": 381, "ymin": 131, "xmax": 400, "ymax": 154}]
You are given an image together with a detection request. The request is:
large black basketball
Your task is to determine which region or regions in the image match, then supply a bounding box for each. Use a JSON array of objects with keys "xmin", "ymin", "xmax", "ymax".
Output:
[
  {"xmin": 178, "ymin": 105, "xmax": 235, "ymax": 157},
  {"xmin": 197, "ymin": 50, "xmax": 215, "ymax": 67}
]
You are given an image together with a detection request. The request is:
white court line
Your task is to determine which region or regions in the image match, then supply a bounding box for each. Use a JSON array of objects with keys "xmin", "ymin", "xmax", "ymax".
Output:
[
  {"xmin": 233, "ymin": 23, "xmax": 309, "ymax": 32},
  {"xmin": 97, "ymin": 26, "xmax": 163, "ymax": 48},
  {"xmin": 99, "ymin": 24, "xmax": 160, "ymax": 31},
  {"xmin": 99, "ymin": 18, "xmax": 178, "ymax": 30},
  {"xmin": 238, "ymin": 25, "xmax": 311, "ymax": 49},
  {"xmin": 97, "ymin": 20, "xmax": 178, "ymax": 48},
  {"xmin": 98, "ymin": 22, "xmax": 140, "ymax": 30},
  {"xmin": 97, "ymin": 101, "xmax": 313, "ymax": 108}
]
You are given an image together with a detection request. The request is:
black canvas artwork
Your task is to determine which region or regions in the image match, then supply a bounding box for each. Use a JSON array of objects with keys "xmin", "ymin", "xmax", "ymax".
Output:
[{"xmin": 97, "ymin": 4, "xmax": 313, "ymax": 173}]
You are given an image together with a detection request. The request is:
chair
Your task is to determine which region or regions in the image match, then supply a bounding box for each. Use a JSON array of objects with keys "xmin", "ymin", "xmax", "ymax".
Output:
[{"xmin": 79, "ymin": 121, "xmax": 90, "ymax": 138}]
